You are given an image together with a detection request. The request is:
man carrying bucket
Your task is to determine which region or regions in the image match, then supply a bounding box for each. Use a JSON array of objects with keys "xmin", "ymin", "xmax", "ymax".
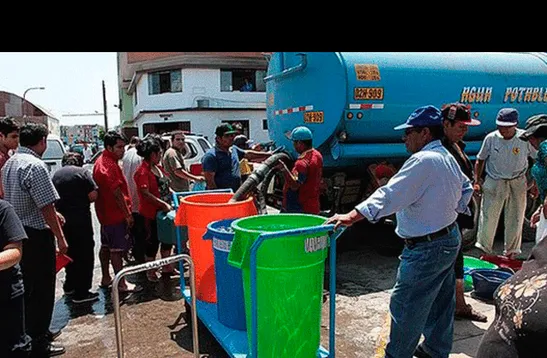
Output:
[{"xmin": 327, "ymin": 105, "xmax": 473, "ymax": 358}]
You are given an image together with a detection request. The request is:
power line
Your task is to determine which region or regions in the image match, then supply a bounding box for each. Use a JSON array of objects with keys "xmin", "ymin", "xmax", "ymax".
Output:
[{"xmin": 62, "ymin": 113, "xmax": 104, "ymax": 117}]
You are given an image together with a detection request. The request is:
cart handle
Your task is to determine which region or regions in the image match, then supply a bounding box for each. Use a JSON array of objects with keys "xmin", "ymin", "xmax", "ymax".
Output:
[
  {"xmin": 112, "ymin": 254, "xmax": 200, "ymax": 358},
  {"xmin": 249, "ymin": 224, "xmax": 346, "ymax": 357}
]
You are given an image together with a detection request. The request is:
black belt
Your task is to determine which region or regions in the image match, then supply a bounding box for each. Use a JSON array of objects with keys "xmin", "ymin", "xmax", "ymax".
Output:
[{"xmin": 403, "ymin": 222, "xmax": 457, "ymax": 247}]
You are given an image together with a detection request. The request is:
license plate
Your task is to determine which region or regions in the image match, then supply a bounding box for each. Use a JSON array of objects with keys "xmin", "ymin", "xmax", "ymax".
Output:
[
  {"xmin": 354, "ymin": 87, "xmax": 384, "ymax": 100},
  {"xmin": 304, "ymin": 111, "xmax": 324, "ymax": 123}
]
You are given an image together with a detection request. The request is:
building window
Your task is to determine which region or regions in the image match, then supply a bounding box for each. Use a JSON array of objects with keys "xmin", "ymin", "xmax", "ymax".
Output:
[
  {"xmin": 262, "ymin": 119, "xmax": 268, "ymax": 130},
  {"xmin": 148, "ymin": 69, "xmax": 183, "ymax": 95},
  {"xmin": 134, "ymin": 89, "xmax": 138, "ymax": 105},
  {"xmin": 220, "ymin": 69, "xmax": 266, "ymax": 92}
]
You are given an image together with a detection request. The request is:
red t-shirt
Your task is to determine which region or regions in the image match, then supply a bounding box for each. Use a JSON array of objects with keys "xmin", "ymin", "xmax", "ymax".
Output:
[
  {"xmin": 93, "ymin": 149, "xmax": 132, "ymax": 225},
  {"xmin": 282, "ymin": 148, "xmax": 323, "ymax": 214},
  {"xmin": 134, "ymin": 160, "xmax": 167, "ymax": 219}
]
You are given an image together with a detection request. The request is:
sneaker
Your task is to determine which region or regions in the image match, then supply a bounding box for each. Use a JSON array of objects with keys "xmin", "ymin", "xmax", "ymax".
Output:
[{"xmin": 71, "ymin": 292, "xmax": 100, "ymax": 304}]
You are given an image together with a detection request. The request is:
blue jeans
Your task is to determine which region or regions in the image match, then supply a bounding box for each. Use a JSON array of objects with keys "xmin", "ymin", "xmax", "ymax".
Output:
[{"xmin": 385, "ymin": 224, "xmax": 461, "ymax": 358}]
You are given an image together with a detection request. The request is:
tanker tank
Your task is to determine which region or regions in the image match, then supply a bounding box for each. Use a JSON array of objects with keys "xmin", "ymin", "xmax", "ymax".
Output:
[
  {"xmin": 262, "ymin": 52, "xmax": 547, "ymax": 244},
  {"xmin": 266, "ymin": 52, "xmax": 547, "ymax": 168}
]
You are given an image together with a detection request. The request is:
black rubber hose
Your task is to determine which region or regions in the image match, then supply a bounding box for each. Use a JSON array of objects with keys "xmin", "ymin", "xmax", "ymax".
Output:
[{"xmin": 231, "ymin": 152, "xmax": 291, "ymax": 202}]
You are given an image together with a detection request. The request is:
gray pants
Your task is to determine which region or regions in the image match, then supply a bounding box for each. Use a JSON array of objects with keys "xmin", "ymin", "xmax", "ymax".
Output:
[{"xmin": 475, "ymin": 175, "xmax": 527, "ymax": 256}]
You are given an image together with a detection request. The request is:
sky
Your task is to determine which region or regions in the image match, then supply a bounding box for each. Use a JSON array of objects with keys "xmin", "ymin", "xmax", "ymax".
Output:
[{"xmin": 0, "ymin": 52, "xmax": 120, "ymax": 128}]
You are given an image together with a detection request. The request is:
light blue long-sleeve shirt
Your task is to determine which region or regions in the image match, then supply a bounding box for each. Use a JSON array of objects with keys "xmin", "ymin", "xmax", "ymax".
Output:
[{"xmin": 355, "ymin": 140, "xmax": 473, "ymax": 239}]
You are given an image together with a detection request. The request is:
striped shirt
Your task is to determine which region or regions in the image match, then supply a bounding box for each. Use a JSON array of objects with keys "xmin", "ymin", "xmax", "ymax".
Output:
[{"xmin": 1, "ymin": 146, "xmax": 60, "ymax": 229}]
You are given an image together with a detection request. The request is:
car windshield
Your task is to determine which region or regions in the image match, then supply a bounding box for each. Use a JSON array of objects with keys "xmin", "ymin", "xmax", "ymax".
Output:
[
  {"xmin": 43, "ymin": 139, "xmax": 65, "ymax": 160},
  {"xmin": 198, "ymin": 138, "xmax": 211, "ymax": 151}
]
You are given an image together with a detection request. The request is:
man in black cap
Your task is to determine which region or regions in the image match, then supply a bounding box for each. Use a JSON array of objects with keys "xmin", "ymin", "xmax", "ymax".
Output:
[
  {"xmin": 202, "ymin": 124, "xmax": 270, "ymax": 192},
  {"xmin": 202, "ymin": 123, "xmax": 240, "ymax": 192},
  {"xmin": 441, "ymin": 102, "xmax": 487, "ymax": 322},
  {"xmin": 474, "ymin": 108, "xmax": 535, "ymax": 258}
]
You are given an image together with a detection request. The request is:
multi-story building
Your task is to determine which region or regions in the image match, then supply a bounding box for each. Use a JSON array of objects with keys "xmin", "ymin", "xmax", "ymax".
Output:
[
  {"xmin": 0, "ymin": 91, "xmax": 60, "ymax": 136},
  {"xmin": 116, "ymin": 52, "xmax": 270, "ymax": 143},
  {"xmin": 60, "ymin": 124, "xmax": 104, "ymax": 146}
]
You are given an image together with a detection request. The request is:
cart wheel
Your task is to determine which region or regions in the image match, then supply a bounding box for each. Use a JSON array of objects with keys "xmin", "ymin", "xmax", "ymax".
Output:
[{"xmin": 184, "ymin": 301, "xmax": 192, "ymax": 327}]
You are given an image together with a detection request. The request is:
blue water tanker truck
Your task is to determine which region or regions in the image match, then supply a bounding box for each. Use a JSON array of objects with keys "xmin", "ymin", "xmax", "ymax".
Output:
[{"xmin": 260, "ymin": 52, "xmax": 547, "ymax": 245}]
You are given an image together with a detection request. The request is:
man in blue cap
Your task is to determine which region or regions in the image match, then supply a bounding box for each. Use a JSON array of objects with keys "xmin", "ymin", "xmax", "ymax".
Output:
[
  {"xmin": 327, "ymin": 105, "xmax": 473, "ymax": 358},
  {"xmin": 277, "ymin": 126, "xmax": 323, "ymax": 214},
  {"xmin": 474, "ymin": 108, "xmax": 535, "ymax": 258}
]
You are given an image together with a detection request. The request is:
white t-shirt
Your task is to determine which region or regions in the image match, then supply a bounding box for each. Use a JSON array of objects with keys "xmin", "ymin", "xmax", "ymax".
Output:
[
  {"xmin": 121, "ymin": 147, "xmax": 143, "ymax": 213},
  {"xmin": 477, "ymin": 128, "xmax": 535, "ymax": 180},
  {"xmin": 83, "ymin": 147, "xmax": 93, "ymax": 163}
]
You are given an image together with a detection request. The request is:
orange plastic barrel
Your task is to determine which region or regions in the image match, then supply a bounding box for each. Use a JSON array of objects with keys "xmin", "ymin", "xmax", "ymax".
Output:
[{"xmin": 174, "ymin": 192, "xmax": 257, "ymax": 303}]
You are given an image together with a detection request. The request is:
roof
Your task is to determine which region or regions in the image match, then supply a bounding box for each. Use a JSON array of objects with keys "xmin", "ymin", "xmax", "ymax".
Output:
[{"xmin": 33, "ymin": 104, "xmax": 59, "ymax": 120}]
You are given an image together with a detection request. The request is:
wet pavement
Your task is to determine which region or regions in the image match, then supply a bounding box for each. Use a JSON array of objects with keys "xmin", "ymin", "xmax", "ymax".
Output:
[
  {"xmin": 51, "ymin": 206, "xmax": 230, "ymax": 357},
  {"xmin": 49, "ymin": 206, "xmax": 537, "ymax": 357}
]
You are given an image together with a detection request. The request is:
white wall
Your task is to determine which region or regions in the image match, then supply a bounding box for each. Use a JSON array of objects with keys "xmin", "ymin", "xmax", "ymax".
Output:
[
  {"xmin": 137, "ymin": 109, "xmax": 269, "ymax": 143},
  {"xmin": 134, "ymin": 69, "xmax": 266, "ymax": 114}
]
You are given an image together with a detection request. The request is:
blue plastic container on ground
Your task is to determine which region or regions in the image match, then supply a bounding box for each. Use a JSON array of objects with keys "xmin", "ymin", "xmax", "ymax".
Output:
[
  {"xmin": 203, "ymin": 218, "xmax": 246, "ymax": 330},
  {"xmin": 470, "ymin": 269, "xmax": 513, "ymax": 300}
]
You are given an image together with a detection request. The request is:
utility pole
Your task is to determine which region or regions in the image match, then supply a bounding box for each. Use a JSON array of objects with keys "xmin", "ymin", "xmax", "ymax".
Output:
[{"xmin": 102, "ymin": 80, "xmax": 109, "ymax": 131}]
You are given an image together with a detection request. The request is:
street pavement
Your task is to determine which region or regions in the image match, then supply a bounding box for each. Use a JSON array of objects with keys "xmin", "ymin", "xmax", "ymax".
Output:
[{"xmin": 49, "ymin": 205, "xmax": 537, "ymax": 357}]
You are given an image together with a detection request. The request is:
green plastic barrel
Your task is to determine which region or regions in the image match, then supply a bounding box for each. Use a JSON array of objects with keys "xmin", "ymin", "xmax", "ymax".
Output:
[
  {"xmin": 227, "ymin": 214, "xmax": 330, "ymax": 358},
  {"xmin": 463, "ymin": 256, "xmax": 498, "ymax": 292}
]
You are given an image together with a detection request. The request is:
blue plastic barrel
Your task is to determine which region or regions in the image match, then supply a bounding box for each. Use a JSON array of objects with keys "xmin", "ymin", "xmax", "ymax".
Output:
[
  {"xmin": 203, "ymin": 218, "xmax": 246, "ymax": 330},
  {"xmin": 470, "ymin": 269, "xmax": 513, "ymax": 300}
]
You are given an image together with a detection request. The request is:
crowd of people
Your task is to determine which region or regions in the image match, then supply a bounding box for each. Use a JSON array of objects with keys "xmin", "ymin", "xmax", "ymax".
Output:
[
  {"xmin": 327, "ymin": 104, "xmax": 547, "ymax": 358},
  {"xmin": 0, "ymin": 119, "xmax": 319, "ymax": 357},
  {"xmin": 2, "ymin": 104, "xmax": 547, "ymax": 357}
]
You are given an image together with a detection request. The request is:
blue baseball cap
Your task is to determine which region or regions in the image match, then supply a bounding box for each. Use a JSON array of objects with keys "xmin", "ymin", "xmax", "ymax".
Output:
[
  {"xmin": 290, "ymin": 126, "xmax": 313, "ymax": 141},
  {"xmin": 394, "ymin": 105, "xmax": 443, "ymax": 130},
  {"xmin": 496, "ymin": 108, "xmax": 519, "ymax": 126}
]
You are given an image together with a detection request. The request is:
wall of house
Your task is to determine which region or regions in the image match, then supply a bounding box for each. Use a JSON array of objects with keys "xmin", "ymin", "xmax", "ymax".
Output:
[
  {"xmin": 120, "ymin": 91, "xmax": 133, "ymax": 125},
  {"xmin": 133, "ymin": 69, "xmax": 266, "ymax": 114}
]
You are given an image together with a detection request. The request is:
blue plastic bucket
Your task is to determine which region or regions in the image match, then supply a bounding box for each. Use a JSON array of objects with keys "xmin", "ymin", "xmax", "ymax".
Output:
[
  {"xmin": 203, "ymin": 218, "xmax": 246, "ymax": 330},
  {"xmin": 470, "ymin": 269, "xmax": 513, "ymax": 300}
]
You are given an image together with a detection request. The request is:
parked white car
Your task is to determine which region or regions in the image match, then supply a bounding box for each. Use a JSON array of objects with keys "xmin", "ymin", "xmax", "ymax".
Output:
[{"xmin": 42, "ymin": 134, "xmax": 67, "ymax": 177}]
